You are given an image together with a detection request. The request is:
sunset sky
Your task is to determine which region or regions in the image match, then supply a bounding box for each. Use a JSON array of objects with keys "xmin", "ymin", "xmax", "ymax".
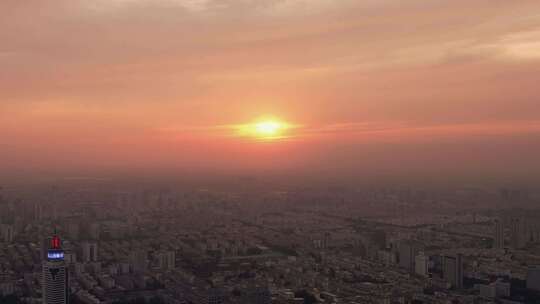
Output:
[{"xmin": 2, "ymin": 0, "xmax": 540, "ymax": 180}]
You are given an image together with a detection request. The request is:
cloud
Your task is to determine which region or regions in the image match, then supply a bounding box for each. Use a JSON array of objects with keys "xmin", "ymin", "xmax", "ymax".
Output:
[{"xmin": 2, "ymin": 0, "xmax": 540, "ymax": 176}]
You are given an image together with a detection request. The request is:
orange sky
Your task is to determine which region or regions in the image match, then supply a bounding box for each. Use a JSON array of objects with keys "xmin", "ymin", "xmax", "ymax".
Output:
[{"xmin": 1, "ymin": 0, "xmax": 540, "ymax": 180}]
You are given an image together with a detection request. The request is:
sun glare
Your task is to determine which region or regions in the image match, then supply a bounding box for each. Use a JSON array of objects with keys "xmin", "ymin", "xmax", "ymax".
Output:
[
  {"xmin": 236, "ymin": 118, "xmax": 293, "ymax": 141},
  {"xmin": 254, "ymin": 121, "xmax": 282, "ymax": 136}
]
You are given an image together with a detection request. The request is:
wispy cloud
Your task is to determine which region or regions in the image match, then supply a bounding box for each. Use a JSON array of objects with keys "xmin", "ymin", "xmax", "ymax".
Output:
[
  {"xmin": 155, "ymin": 120, "xmax": 540, "ymax": 144},
  {"xmin": 2, "ymin": 0, "xmax": 540, "ymax": 174}
]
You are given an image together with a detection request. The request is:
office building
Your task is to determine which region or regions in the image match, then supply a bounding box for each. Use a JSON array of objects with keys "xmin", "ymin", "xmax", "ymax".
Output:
[
  {"xmin": 1, "ymin": 224, "xmax": 14, "ymax": 243},
  {"xmin": 243, "ymin": 287, "xmax": 271, "ymax": 304},
  {"xmin": 415, "ymin": 252, "xmax": 429, "ymax": 277},
  {"xmin": 42, "ymin": 235, "xmax": 69, "ymax": 304},
  {"xmin": 34, "ymin": 202, "xmax": 43, "ymax": 222},
  {"xmin": 192, "ymin": 288, "xmax": 225, "ymax": 304},
  {"xmin": 88, "ymin": 223, "xmax": 100, "ymax": 240},
  {"xmin": 527, "ymin": 266, "xmax": 540, "ymax": 291},
  {"xmin": 66, "ymin": 220, "xmax": 80, "ymax": 241},
  {"xmin": 510, "ymin": 217, "xmax": 527, "ymax": 249},
  {"xmin": 443, "ymin": 254, "xmax": 463, "ymax": 289},
  {"xmin": 479, "ymin": 279, "xmax": 511, "ymax": 298},
  {"xmin": 82, "ymin": 242, "xmax": 98, "ymax": 263},
  {"xmin": 399, "ymin": 240, "xmax": 421, "ymax": 272},
  {"xmin": 157, "ymin": 250, "xmax": 175, "ymax": 270},
  {"xmin": 493, "ymin": 219, "xmax": 504, "ymax": 249},
  {"xmin": 129, "ymin": 250, "xmax": 147, "ymax": 274}
]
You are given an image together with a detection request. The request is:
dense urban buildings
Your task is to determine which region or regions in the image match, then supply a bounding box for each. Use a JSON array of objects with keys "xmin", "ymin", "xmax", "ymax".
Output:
[{"xmin": 0, "ymin": 182, "xmax": 540, "ymax": 303}]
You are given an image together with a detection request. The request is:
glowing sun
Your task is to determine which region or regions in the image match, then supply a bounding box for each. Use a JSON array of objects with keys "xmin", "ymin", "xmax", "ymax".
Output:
[
  {"xmin": 235, "ymin": 118, "xmax": 294, "ymax": 141},
  {"xmin": 254, "ymin": 121, "xmax": 283, "ymax": 136}
]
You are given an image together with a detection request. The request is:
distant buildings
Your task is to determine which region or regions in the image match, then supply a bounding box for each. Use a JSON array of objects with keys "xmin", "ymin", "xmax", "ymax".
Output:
[
  {"xmin": 82, "ymin": 241, "xmax": 99, "ymax": 263},
  {"xmin": 42, "ymin": 235, "xmax": 69, "ymax": 304},
  {"xmin": 41, "ymin": 236, "xmax": 53, "ymax": 260},
  {"xmin": 398, "ymin": 240, "xmax": 422, "ymax": 272},
  {"xmin": 88, "ymin": 223, "xmax": 101, "ymax": 240},
  {"xmin": 66, "ymin": 220, "xmax": 80, "ymax": 241},
  {"xmin": 442, "ymin": 254, "xmax": 463, "ymax": 289},
  {"xmin": 510, "ymin": 217, "xmax": 528, "ymax": 249},
  {"xmin": 1, "ymin": 224, "xmax": 14, "ymax": 243},
  {"xmin": 242, "ymin": 287, "xmax": 272, "ymax": 304},
  {"xmin": 527, "ymin": 266, "xmax": 540, "ymax": 291},
  {"xmin": 0, "ymin": 277, "xmax": 14, "ymax": 297},
  {"xmin": 34, "ymin": 202, "xmax": 43, "ymax": 221},
  {"xmin": 157, "ymin": 250, "xmax": 175, "ymax": 270},
  {"xmin": 493, "ymin": 219, "xmax": 504, "ymax": 249},
  {"xmin": 369, "ymin": 230, "xmax": 387, "ymax": 250},
  {"xmin": 187, "ymin": 287, "xmax": 225, "ymax": 304},
  {"xmin": 378, "ymin": 249, "xmax": 397, "ymax": 266},
  {"xmin": 415, "ymin": 252, "xmax": 429, "ymax": 277},
  {"xmin": 129, "ymin": 250, "xmax": 147, "ymax": 274},
  {"xmin": 478, "ymin": 279, "xmax": 511, "ymax": 298},
  {"xmin": 2, "ymin": 184, "xmax": 540, "ymax": 304},
  {"xmin": 500, "ymin": 188, "xmax": 528, "ymax": 202}
]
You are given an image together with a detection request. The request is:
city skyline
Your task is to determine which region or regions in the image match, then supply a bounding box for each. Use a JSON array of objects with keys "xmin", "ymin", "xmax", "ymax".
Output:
[{"xmin": 2, "ymin": 3, "xmax": 540, "ymax": 303}]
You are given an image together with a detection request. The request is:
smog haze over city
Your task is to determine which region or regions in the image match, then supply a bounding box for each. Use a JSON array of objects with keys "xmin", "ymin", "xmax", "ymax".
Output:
[{"xmin": 2, "ymin": 1, "xmax": 540, "ymax": 304}]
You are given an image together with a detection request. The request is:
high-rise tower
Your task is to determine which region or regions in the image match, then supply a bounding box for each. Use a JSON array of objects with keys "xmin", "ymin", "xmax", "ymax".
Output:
[
  {"xmin": 82, "ymin": 241, "xmax": 98, "ymax": 263},
  {"xmin": 443, "ymin": 254, "xmax": 463, "ymax": 289},
  {"xmin": 42, "ymin": 235, "xmax": 69, "ymax": 304},
  {"xmin": 493, "ymin": 219, "xmax": 504, "ymax": 249},
  {"xmin": 511, "ymin": 217, "xmax": 528, "ymax": 249}
]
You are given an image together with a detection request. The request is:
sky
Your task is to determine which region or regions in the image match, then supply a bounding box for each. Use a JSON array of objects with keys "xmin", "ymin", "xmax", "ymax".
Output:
[{"xmin": 1, "ymin": 0, "xmax": 540, "ymax": 181}]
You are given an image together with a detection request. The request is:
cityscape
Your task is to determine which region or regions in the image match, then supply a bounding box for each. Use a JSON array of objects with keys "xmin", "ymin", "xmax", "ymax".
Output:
[
  {"xmin": 2, "ymin": 0, "xmax": 540, "ymax": 303},
  {"xmin": 1, "ymin": 181, "xmax": 540, "ymax": 303}
]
